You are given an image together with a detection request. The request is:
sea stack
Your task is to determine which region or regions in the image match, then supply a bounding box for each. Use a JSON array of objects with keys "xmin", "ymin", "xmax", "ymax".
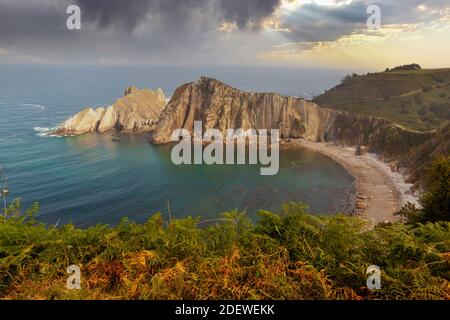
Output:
[{"xmin": 53, "ymin": 86, "xmax": 166, "ymax": 136}]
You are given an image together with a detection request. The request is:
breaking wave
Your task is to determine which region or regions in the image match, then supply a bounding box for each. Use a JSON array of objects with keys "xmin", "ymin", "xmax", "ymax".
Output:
[
  {"xmin": 22, "ymin": 103, "xmax": 46, "ymax": 110},
  {"xmin": 33, "ymin": 127, "xmax": 59, "ymax": 137}
]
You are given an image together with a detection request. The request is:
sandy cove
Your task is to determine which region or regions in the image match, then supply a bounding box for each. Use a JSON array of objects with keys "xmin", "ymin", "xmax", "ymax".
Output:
[{"xmin": 288, "ymin": 139, "xmax": 419, "ymax": 225}]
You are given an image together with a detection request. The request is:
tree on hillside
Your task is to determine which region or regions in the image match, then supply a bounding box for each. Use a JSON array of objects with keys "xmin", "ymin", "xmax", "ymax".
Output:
[
  {"xmin": 387, "ymin": 64, "xmax": 422, "ymax": 72},
  {"xmin": 340, "ymin": 73, "xmax": 359, "ymax": 85},
  {"xmin": 421, "ymin": 156, "xmax": 450, "ymax": 222},
  {"xmin": 397, "ymin": 156, "xmax": 450, "ymax": 222}
]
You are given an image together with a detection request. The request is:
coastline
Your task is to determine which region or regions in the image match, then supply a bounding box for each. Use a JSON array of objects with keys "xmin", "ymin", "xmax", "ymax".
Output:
[{"xmin": 287, "ymin": 139, "xmax": 419, "ymax": 224}]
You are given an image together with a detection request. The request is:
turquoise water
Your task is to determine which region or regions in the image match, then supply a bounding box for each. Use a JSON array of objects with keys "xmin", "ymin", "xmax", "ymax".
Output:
[{"xmin": 0, "ymin": 65, "xmax": 354, "ymax": 226}]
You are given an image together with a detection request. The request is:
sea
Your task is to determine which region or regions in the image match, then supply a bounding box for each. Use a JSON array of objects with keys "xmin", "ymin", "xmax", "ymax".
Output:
[{"xmin": 0, "ymin": 65, "xmax": 355, "ymax": 226}]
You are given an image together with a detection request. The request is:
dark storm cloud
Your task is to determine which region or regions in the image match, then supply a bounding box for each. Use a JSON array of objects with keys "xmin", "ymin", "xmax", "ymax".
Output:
[
  {"xmin": 75, "ymin": 0, "xmax": 282, "ymax": 32},
  {"xmin": 0, "ymin": 0, "xmax": 281, "ymax": 63},
  {"xmin": 0, "ymin": 1, "xmax": 67, "ymax": 46},
  {"xmin": 218, "ymin": 0, "xmax": 281, "ymax": 29},
  {"xmin": 0, "ymin": 0, "xmax": 282, "ymax": 43},
  {"xmin": 75, "ymin": 0, "xmax": 152, "ymax": 31}
]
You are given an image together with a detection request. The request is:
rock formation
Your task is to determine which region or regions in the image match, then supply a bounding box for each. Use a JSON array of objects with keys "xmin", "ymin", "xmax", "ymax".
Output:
[
  {"xmin": 151, "ymin": 77, "xmax": 337, "ymax": 144},
  {"xmin": 151, "ymin": 77, "xmax": 431, "ymax": 158},
  {"xmin": 53, "ymin": 86, "xmax": 166, "ymax": 136}
]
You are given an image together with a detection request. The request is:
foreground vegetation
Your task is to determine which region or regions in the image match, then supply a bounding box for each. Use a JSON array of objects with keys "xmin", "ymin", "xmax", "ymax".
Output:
[
  {"xmin": 0, "ymin": 201, "xmax": 448, "ymax": 300},
  {"xmin": 398, "ymin": 156, "xmax": 450, "ymax": 223},
  {"xmin": 1, "ymin": 157, "xmax": 448, "ymax": 300}
]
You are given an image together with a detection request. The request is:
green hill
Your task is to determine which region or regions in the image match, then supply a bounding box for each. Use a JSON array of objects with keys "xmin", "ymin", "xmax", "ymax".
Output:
[{"xmin": 313, "ymin": 67, "xmax": 450, "ymax": 131}]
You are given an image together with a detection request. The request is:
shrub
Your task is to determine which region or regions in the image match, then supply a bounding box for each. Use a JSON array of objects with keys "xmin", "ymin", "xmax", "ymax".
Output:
[
  {"xmin": 430, "ymin": 102, "xmax": 450, "ymax": 119},
  {"xmin": 415, "ymin": 94, "xmax": 424, "ymax": 105},
  {"xmin": 419, "ymin": 105, "xmax": 429, "ymax": 116},
  {"xmin": 423, "ymin": 86, "xmax": 433, "ymax": 93},
  {"xmin": 397, "ymin": 156, "xmax": 450, "ymax": 223},
  {"xmin": 421, "ymin": 156, "xmax": 450, "ymax": 222}
]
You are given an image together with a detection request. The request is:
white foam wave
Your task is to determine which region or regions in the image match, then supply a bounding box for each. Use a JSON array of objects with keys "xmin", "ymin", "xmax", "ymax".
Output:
[
  {"xmin": 33, "ymin": 127, "xmax": 51, "ymax": 133},
  {"xmin": 366, "ymin": 153, "xmax": 421, "ymax": 207},
  {"xmin": 22, "ymin": 103, "xmax": 46, "ymax": 110},
  {"xmin": 33, "ymin": 126, "xmax": 58, "ymax": 137}
]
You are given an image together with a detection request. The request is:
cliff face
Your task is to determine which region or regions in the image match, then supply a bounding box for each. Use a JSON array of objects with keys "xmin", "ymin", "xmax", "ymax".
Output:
[
  {"xmin": 54, "ymin": 86, "xmax": 166, "ymax": 136},
  {"xmin": 323, "ymin": 113, "xmax": 434, "ymax": 160},
  {"xmin": 151, "ymin": 77, "xmax": 431, "ymax": 157},
  {"xmin": 151, "ymin": 77, "xmax": 336, "ymax": 144}
]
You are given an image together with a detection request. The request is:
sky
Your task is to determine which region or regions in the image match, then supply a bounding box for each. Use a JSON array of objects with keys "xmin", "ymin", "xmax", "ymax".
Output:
[{"xmin": 0, "ymin": 0, "xmax": 450, "ymax": 70}]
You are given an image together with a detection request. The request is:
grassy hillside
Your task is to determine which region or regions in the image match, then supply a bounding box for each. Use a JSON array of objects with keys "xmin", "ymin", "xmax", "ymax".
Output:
[
  {"xmin": 1, "ymin": 201, "xmax": 449, "ymax": 300},
  {"xmin": 313, "ymin": 68, "xmax": 450, "ymax": 131},
  {"xmin": 399, "ymin": 124, "xmax": 450, "ymax": 187}
]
